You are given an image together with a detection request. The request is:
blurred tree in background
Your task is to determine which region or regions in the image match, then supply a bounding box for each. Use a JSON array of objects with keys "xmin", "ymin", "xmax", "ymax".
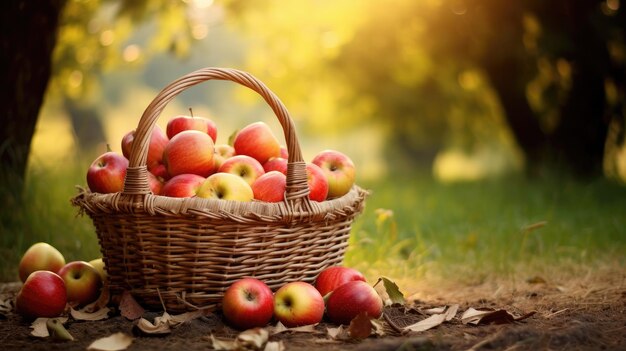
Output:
[
  {"xmin": 232, "ymin": 0, "xmax": 625, "ymax": 178},
  {"xmin": 1, "ymin": 0, "xmax": 625, "ymax": 215}
]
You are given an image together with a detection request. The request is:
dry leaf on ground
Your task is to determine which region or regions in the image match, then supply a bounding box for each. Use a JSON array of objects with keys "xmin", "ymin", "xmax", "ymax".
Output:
[
  {"xmin": 0, "ymin": 293, "xmax": 14, "ymax": 314},
  {"xmin": 374, "ymin": 277, "xmax": 406, "ymax": 305},
  {"xmin": 87, "ymin": 332, "xmax": 133, "ymax": 351},
  {"xmin": 326, "ymin": 325, "xmax": 347, "ymax": 340},
  {"xmin": 30, "ymin": 317, "xmax": 68, "ymax": 338},
  {"xmin": 209, "ymin": 328, "xmax": 269, "ymax": 351},
  {"xmin": 119, "ymin": 291, "xmax": 144, "ymax": 320},
  {"xmin": 136, "ymin": 309, "xmax": 210, "ymax": 335},
  {"xmin": 348, "ymin": 312, "xmax": 372, "ymax": 339},
  {"xmin": 461, "ymin": 307, "xmax": 536, "ymax": 325},
  {"xmin": 71, "ymin": 306, "xmax": 111, "ymax": 321},
  {"xmin": 270, "ymin": 321, "xmax": 319, "ymax": 335},
  {"xmin": 264, "ymin": 341, "xmax": 285, "ymax": 351},
  {"xmin": 82, "ymin": 286, "xmax": 111, "ymax": 313},
  {"xmin": 403, "ymin": 312, "xmax": 447, "ymax": 333}
]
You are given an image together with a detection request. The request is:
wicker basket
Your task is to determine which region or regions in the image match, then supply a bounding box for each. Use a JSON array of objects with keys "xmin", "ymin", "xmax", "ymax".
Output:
[{"xmin": 72, "ymin": 67, "xmax": 368, "ymax": 312}]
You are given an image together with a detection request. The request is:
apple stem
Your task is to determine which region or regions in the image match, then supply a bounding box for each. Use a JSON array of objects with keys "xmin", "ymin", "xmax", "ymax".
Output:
[
  {"xmin": 106, "ymin": 143, "xmax": 112, "ymax": 153},
  {"xmin": 189, "ymin": 107, "xmax": 194, "ymax": 118}
]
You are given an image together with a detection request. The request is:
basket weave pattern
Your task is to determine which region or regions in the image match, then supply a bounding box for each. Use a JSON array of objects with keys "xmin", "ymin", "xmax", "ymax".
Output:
[{"xmin": 72, "ymin": 67, "xmax": 368, "ymax": 312}]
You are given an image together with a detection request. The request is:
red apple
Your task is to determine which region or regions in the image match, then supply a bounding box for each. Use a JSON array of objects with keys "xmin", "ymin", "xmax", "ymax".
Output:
[
  {"xmin": 163, "ymin": 130, "xmax": 215, "ymax": 177},
  {"xmin": 166, "ymin": 114, "xmax": 218, "ymax": 142},
  {"xmin": 16, "ymin": 271, "xmax": 67, "ymax": 320},
  {"xmin": 214, "ymin": 144, "xmax": 235, "ymax": 170},
  {"xmin": 325, "ymin": 280, "xmax": 383, "ymax": 325},
  {"xmin": 160, "ymin": 174, "xmax": 206, "ymax": 198},
  {"xmin": 274, "ymin": 282, "xmax": 324, "ymax": 327},
  {"xmin": 86, "ymin": 151, "xmax": 129, "ymax": 194},
  {"xmin": 18, "ymin": 242, "xmax": 66, "ymax": 283},
  {"xmin": 280, "ymin": 146, "xmax": 288, "ymax": 159},
  {"xmin": 147, "ymin": 171, "xmax": 164, "ymax": 195},
  {"xmin": 252, "ymin": 171, "xmax": 286, "ymax": 202},
  {"xmin": 312, "ymin": 150, "xmax": 356, "ymax": 199},
  {"xmin": 121, "ymin": 125, "xmax": 169, "ymax": 169},
  {"xmin": 233, "ymin": 122, "xmax": 281, "ymax": 164},
  {"xmin": 263, "ymin": 157, "xmax": 288, "ymax": 175},
  {"xmin": 218, "ymin": 155, "xmax": 265, "ymax": 186},
  {"xmin": 149, "ymin": 163, "xmax": 170, "ymax": 181},
  {"xmin": 57, "ymin": 261, "xmax": 103, "ymax": 306},
  {"xmin": 222, "ymin": 278, "xmax": 274, "ymax": 330},
  {"xmin": 306, "ymin": 163, "xmax": 329, "ymax": 202},
  {"xmin": 196, "ymin": 173, "xmax": 253, "ymax": 201},
  {"xmin": 314, "ymin": 266, "xmax": 366, "ymax": 298}
]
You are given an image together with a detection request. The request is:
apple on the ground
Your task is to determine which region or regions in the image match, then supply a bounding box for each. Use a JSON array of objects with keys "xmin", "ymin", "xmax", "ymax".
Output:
[
  {"xmin": 121, "ymin": 125, "xmax": 169, "ymax": 170},
  {"xmin": 305, "ymin": 163, "xmax": 329, "ymax": 202},
  {"xmin": 312, "ymin": 150, "xmax": 356, "ymax": 199},
  {"xmin": 218, "ymin": 155, "xmax": 265, "ymax": 186},
  {"xmin": 57, "ymin": 261, "xmax": 103, "ymax": 306},
  {"xmin": 252, "ymin": 171, "xmax": 286, "ymax": 202},
  {"xmin": 274, "ymin": 281, "xmax": 325, "ymax": 327},
  {"xmin": 160, "ymin": 174, "xmax": 206, "ymax": 198},
  {"xmin": 233, "ymin": 122, "xmax": 281, "ymax": 164},
  {"xmin": 16, "ymin": 271, "xmax": 67, "ymax": 320},
  {"xmin": 314, "ymin": 266, "xmax": 366, "ymax": 298},
  {"xmin": 263, "ymin": 157, "xmax": 287, "ymax": 175},
  {"xmin": 166, "ymin": 114, "xmax": 218, "ymax": 142},
  {"xmin": 325, "ymin": 280, "xmax": 383, "ymax": 325},
  {"xmin": 163, "ymin": 130, "xmax": 215, "ymax": 177},
  {"xmin": 221, "ymin": 278, "xmax": 274, "ymax": 330},
  {"xmin": 86, "ymin": 151, "xmax": 129, "ymax": 194},
  {"xmin": 18, "ymin": 242, "xmax": 66, "ymax": 283},
  {"xmin": 213, "ymin": 144, "xmax": 235, "ymax": 170},
  {"xmin": 88, "ymin": 258, "xmax": 107, "ymax": 283},
  {"xmin": 196, "ymin": 173, "xmax": 253, "ymax": 201}
]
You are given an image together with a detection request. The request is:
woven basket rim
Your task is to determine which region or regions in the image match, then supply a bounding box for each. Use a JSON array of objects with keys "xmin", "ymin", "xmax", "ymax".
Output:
[{"xmin": 73, "ymin": 184, "xmax": 369, "ymax": 223}]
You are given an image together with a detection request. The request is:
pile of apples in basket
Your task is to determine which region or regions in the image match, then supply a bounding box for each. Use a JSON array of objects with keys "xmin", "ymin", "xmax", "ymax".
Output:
[{"xmin": 87, "ymin": 112, "xmax": 356, "ymax": 202}]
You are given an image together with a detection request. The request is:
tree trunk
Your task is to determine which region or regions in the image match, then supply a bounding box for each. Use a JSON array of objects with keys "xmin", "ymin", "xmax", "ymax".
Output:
[{"xmin": 0, "ymin": 0, "xmax": 66, "ymax": 209}]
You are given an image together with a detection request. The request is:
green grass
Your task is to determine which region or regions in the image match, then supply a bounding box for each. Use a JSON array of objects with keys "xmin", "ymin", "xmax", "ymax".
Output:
[
  {"xmin": 344, "ymin": 172, "xmax": 626, "ymax": 285},
  {"xmin": 2, "ymin": 166, "xmax": 625, "ymax": 286}
]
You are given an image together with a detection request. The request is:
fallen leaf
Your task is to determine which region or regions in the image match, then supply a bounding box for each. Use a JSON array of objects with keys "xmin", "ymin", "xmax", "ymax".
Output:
[
  {"xmin": 0, "ymin": 293, "xmax": 14, "ymax": 314},
  {"xmin": 209, "ymin": 328, "xmax": 269, "ymax": 351},
  {"xmin": 370, "ymin": 319, "xmax": 386, "ymax": 337},
  {"xmin": 136, "ymin": 309, "xmax": 210, "ymax": 335},
  {"xmin": 526, "ymin": 276, "xmax": 547, "ymax": 284},
  {"xmin": 461, "ymin": 307, "xmax": 536, "ymax": 325},
  {"xmin": 270, "ymin": 321, "xmax": 319, "ymax": 335},
  {"xmin": 136, "ymin": 312, "xmax": 173, "ymax": 335},
  {"xmin": 87, "ymin": 332, "xmax": 133, "ymax": 351},
  {"xmin": 209, "ymin": 335, "xmax": 237, "ymax": 351},
  {"xmin": 119, "ymin": 291, "xmax": 144, "ymax": 320},
  {"xmin": 71, "ymin": 306, "xmax": 111, "ymax": 321},
  {"xmin": 423, "ymin": 306, "xmax": 446, "ymax": 315},
  {"xmin": 47, "ymin": 318, "xmax": 74, "ymax": 341},
  {"xmin": 31, "ymin": 318, "xmax": 50, "ymax": 338},
  {"xmin": 348, "ymin": 312, "xmax": 372, "ymax": 339},
  {"xmin": 375, "ymin": 277, "xmax": 405, "ymax": 305},
  {"xmin": 237, "ymin": 328, "xmax": 269, "ymax": 350},
  {"xmin": 83, "ymin": 286, "xmax": 111, "ymax": 313},
  {"xmin": 264, "ymin": 341, "xmax": 285, "ymax": 351},
  {"xmin": 444, "ymin": 304, "xmax": 460, "ymax": 321},
  {"xmin": 403, "ymin": 313, "xmax": 446, "ymax": 333},
  {"xmin": 326, "ymin": 325, "xmax": 348, "ymax": 340}
]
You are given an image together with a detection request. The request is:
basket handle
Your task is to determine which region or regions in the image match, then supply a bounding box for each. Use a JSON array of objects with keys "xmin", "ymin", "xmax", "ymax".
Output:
[{"xmin": 123, "ymin": 67, "xmax": 312, "ymax": 207}]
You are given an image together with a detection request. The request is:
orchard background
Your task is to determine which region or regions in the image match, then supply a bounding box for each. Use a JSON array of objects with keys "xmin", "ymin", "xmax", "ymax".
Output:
[{"xmin": 1, "ymin": 0, "xmax": 625, "ymax": 319}]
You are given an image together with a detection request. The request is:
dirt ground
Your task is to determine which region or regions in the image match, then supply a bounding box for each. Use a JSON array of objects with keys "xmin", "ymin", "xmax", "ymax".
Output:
[{"xmin": 1, "ymin": 267, "xmax": 625, "ymax": 351}]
